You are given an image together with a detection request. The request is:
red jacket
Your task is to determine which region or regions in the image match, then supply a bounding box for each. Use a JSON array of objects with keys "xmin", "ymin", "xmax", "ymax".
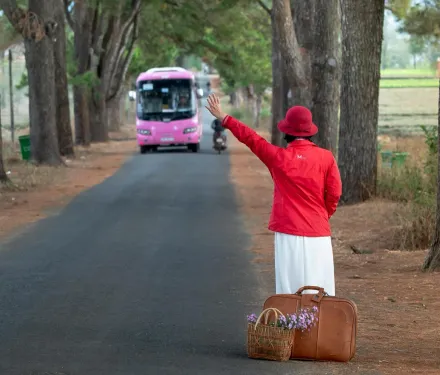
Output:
[{"xmin": 222, "ymin": 116, "xmax": 342, "ymax": 237}]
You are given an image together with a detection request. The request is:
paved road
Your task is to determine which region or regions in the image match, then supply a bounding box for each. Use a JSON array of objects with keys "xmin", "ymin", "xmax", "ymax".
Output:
[{"xmin": 0, "ymin": 104, "xmax": 311, "ymax": 375}]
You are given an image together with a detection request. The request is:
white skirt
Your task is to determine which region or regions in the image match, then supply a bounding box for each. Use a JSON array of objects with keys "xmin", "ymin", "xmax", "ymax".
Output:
[{"xmin": 274, "ymin": 232, "xmax": 335, "ymax": 296}]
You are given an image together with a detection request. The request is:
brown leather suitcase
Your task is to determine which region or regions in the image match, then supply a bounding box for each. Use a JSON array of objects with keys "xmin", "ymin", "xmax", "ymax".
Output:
[{"xmin": 263, "ymin": 286, "xmax": 357, "ymax": 362}]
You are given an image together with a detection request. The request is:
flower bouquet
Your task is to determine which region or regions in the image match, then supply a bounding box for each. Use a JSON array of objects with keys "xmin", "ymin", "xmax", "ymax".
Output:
[{"xmin": 247, "ymin": 306, "xmax": 318, "ymax": 362}]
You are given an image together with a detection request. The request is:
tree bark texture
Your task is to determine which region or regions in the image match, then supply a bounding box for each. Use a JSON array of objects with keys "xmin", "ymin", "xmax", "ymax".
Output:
[
  {"xmin": 270, "ymin": 11, "xmax": 285, "ymax": 146},
  {"xmin": 73, "ymin": 85, "xmax": 91, "ymax": 145},
  {"xmin": 273, "ymin": 0, "xmax": 312, "ymax": 107},
  {"xmin": 0, "ymin": 96, "xmax": 9, "ymax": 182},
  {"xmin": 338, "ymin": 0, "xmax": 384, "ymax": 203},
  {"xmin": 311, "ymin": 0, "xmax": 340, "ymax": 154},
  {"xmin": 89, "ymin": 90, "xmax": 108, "ymax": 142},
  {"xmin": 53, "ymin": 0, "xmax": 74, "ymax": 156},
  {"xmin": 253, "ymin": 93, "xmax": 263, "ymax": 129},
  {"xmin": 88, "ymin": 2, "xmax": 140, "ymax": 142},
  {"xmin": 107, "ymin": 89, "xmax": 124, "ymax": 132},
  {"xmin": 1, "ymin": 0, "xmax": 62, "ymax": 165},
  {"xmin": 272, "ymin": 0, "xmax": 340, "ymax": 152},
  {"xmin": 72, "ymin": 1, "xmax": 93, "ymax": 146},
  {"xmin": 423, "ymin": 79, "xmax": 440, "ymax": 271},
  {"xmin": 25, "ymin": 0, "xmax": 62, "ymax": 165},
  {"xmin": 290, "ymin": 0, "xmax": 314, "ymax": 107}
]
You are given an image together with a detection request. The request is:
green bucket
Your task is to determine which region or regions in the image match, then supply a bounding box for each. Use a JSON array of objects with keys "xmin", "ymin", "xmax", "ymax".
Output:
[
  {"xmin": 380, "ymin": 151, "xmax": 408, "ymax": 168},
  {"xmin": 380, "ymin": 151, "xmax": 393, "ymax": 168},
  {"xmin": 393, "ymin": 152, "xmax": 409, "ymax": 167},
  {"xmin": 18, "ymin": 135, "xmax": 31, "ymax": 161}
]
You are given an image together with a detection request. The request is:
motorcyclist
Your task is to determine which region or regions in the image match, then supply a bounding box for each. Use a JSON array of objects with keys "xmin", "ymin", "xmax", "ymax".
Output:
[{"xmin": 211, "ymin": 118, "xmax": 227, "ymax": 148}]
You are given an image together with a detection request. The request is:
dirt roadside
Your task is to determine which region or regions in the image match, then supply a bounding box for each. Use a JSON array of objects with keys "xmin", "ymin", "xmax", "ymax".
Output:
[
  {"xmin": 229, "ymin": 136, "xmax": 440, "ymax": 375},
  {"xmin": 0, "ymin": 136, "xmax": 135, "ymax": 240}
]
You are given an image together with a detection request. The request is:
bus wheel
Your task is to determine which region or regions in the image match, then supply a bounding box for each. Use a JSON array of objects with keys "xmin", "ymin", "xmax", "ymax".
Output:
[
  {"xmin": 188, "ymin": 143, "xmax": 200, "ymax": 153},
  {"xmin": 140, "ymin": 146, "xmax": 149, "ymax": 154}
]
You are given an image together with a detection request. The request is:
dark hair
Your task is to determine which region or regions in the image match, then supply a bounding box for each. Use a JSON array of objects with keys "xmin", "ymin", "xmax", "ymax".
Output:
[{"xmin": 283, "ymin": 134, "xmax": 313, "ymax": 144}]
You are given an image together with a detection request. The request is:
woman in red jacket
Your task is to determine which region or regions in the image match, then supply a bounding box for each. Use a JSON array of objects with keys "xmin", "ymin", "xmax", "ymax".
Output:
[{"xmin": 206, "ymin": 94, "xmax": 342, "ymax": 296}]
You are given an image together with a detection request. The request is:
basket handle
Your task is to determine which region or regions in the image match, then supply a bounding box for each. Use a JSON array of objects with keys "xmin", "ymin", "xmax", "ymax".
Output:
[{"xmin": 254, "ymin": 307, "xmax": 285, "ymax": 330}]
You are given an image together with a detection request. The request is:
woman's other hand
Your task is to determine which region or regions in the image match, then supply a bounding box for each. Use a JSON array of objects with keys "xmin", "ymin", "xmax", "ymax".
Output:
[{"xmin": 206, "ymin": 94, "xmax": 227, "ymax": 121}]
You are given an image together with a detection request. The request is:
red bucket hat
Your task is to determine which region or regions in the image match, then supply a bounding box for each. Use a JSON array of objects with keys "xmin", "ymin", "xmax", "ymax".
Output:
[{"xmin": 277, "ymin": 106, "xmax": 318, "ymax": 137}]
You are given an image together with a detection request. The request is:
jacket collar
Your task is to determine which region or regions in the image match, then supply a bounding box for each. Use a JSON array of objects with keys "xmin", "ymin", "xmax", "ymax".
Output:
[{"xmin": 287, "ymin": 140, "xmax": 316, "ymax": 148}]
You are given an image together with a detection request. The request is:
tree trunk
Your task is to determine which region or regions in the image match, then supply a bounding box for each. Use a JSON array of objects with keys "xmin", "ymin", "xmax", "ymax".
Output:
[
  {"xmin": 253, "ymin": 93, "xmax": 262, "ymax": 128},
  {"xmin": 229, "ymin": 91, "xmax": 237, "ymax": 106},
  {"xmin": 0, "ymin": 96, "xmax": 9, "ymax": 183},
  {"xmin": 53, "ymin": 0, "xmax": 74, "ymax": 156},
  {"xmin": 73, "ymin": 86, "xmax": 91, "ymax": 146},
  {"xmin": 273, "ymin": 0, "xmax": 312, "ymax": 107},
  {"xmin": 291, "ymin": 0, "xmax": 314, "ymax": 107},
  {"xmin": 338, "ymin": 0, "xmax": 384, "ymax": 204},
  {"xmin": 423, "ymin": 79, "xmax": 440, "ymax": 271},
  {"xmin": 72, "ymin": 3, "xmax": 92, "ymax": 146},
  {"xmin": 25, "ymin": 0, "xmax": 62, "ymax": 165},
  {"xmin": 89, "ymin": 86, "xmax": 108, "ymax": 143},
  {"xmin": 270, "ymin": 11, "xmax": 284, "ymax": 146},
  {"xmin": 107, "ymin": 89, "xmax": 124, "ymax": 132},
  {"xmin": 311, "ymin": 0, "xmax": 340, "ymax": 154}
]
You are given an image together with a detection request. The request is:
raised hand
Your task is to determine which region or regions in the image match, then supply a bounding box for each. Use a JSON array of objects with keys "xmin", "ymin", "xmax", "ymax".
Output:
[{"xmin": 206, "ymin": 94, "xmax": 227, "ymax": 121}]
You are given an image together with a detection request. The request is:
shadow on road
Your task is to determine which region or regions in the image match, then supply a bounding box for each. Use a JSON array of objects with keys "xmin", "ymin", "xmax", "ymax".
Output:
[{"xmin": 139, "ymin": 147, "xmax": 228, "ymax": 156}]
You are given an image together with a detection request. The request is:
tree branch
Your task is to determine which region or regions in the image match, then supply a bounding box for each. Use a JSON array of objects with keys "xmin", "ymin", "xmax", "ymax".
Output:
[
  {"xmin": 106, "ymin": 15, "xmax": 138, "ymax": 102},
  {"xmin": 256, "ymin": 0, "xmax": 271, "ymax": 16},
  {"xmin": 0, "ymin": 0, "xmax": 19, "ymax": 24},
  {"xmin": 119, "ymin": 0, "xmax": 142, "ymax": 42},
  {"xmin": 63, "ymin": 0, "xmax": 75, "ymax": 29}
]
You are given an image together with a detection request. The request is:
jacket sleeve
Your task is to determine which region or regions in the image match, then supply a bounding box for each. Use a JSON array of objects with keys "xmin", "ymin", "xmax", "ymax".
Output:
[
  {"xmin": 222, "ymin": 115, "xmax": 280, "ymax": 167},
  {"xmin": 325, "ymin": 156, "xmax": 342, "ymax": 218}
]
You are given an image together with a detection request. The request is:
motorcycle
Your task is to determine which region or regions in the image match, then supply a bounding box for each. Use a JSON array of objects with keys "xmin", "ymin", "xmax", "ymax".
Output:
[
  {"xmin": 211, "ymin": 120, "xmax": 227, "ymax": 154},
  {"xmin": 213, "ymin": 132, "xmax": 227, "ymax": 154}
]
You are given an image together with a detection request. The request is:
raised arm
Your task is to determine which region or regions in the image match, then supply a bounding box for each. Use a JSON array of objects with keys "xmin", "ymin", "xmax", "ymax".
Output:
[
  {"xmin": 222, "ymin": 116, "xmax": 280, "ymax": 166},
  {"xmin": 206, "ymin": 94, "xmax": 280, "ymax": 167},
  {"xmin": 325, "ymin": 156, "xmax": 342, "ymax": 218}
]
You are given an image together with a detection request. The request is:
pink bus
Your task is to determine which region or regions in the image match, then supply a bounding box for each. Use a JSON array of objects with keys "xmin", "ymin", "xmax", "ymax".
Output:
[{"xmin": 135, "ymin": 67, "xmax": 203, "ymax": 154}]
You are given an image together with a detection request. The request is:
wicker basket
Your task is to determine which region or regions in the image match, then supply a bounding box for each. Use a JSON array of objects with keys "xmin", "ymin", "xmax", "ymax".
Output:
[{"xmin": 247, "ymin": 308, "xmax": 294, "ymax": 362}]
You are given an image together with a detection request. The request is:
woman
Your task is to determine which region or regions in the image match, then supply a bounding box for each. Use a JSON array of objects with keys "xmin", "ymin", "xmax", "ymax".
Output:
[{"xmin": 206, "ymin": 94, "xmax": 342, "ymax": 296}]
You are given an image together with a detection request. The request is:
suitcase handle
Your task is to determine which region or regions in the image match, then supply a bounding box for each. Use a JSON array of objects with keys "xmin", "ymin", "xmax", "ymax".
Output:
[{"xmin": 295, "ymin": 286, "xmax": 327, "ymax": 295}]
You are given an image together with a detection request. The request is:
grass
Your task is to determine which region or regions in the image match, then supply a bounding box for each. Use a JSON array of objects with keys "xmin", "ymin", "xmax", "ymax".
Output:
[
  {"xmin": 380, "ymin": 78, "xmax": 439, "ymax": 88},
  {"xmin": 381, "ymin": 68, "xmax": 437, "ymax": 78},
  {"xmin": 379, "ymin": 87, "xmax": 438, "ymax": 135},
  {"xmin": 377, "ymin": 142, "xmax": 436, "ymax": 250},
  {"xmin": 0, "ymin": 141, "xmax": 63, "ymax": 195}
]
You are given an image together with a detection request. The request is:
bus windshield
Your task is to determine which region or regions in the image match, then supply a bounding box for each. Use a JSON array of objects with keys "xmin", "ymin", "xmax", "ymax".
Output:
[{"xmin": 137, "ymin": 79, "xmax": 196, "ymax": 121}]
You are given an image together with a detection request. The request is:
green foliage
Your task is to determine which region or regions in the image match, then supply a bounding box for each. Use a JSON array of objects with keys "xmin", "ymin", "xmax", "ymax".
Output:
[
  {"xmin": 70, "ymin": 71, "xmax": 100, "ymax": 89},
  {"xmin": 377, "ymin": 125, "xmax": 439, "ymax": 249},
  {"xmin": 131, "ymin": 0, "xmax": 272, "ymax": 93},
  {"xmin": 421, "ymin": 124, "xmax": 438, "ymax": 175},
  {"xmin": 15, "ymin": 71, "xmax": 28, "ymax": 92},
  {"xmin": 400, "ymin": 0, "xmax": 440, "ymax": 39},
  {"xmin": 386, "ymin": 0, "xmax": 411, "ymax": 17}
]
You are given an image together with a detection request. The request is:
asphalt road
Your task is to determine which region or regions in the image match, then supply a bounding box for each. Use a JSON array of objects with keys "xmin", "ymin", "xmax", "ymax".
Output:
[{"xmin": 0, "ymin": 103, "xmax": 315, "ymax": 375}]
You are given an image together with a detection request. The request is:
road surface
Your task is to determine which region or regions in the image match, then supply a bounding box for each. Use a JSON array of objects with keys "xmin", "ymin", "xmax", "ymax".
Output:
[{"xmin": 0, "ymin": 102, "xmax": 314, "ymax": 375}]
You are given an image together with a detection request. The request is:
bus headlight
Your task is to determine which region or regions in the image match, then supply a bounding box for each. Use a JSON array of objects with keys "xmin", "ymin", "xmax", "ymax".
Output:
[
  {"xmin": 137, "ymin": 129, "xmax": 151, "ymax": 135},
  {"xmin": 183, "ymin": 127, "xmax": 197, "ymax": 134}
]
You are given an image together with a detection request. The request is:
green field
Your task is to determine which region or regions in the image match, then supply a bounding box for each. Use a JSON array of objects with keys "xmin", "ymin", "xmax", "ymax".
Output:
[
  {"xmin": 378, "ymin": 87, "xmax": 438, "ymax": 135},
  {"xmin": 380, "ymin": 78, "xmax": 439, "ymax": 88},
  {"xmin": 380, "ymin": 68, "xmax": 437, "ymax": 78}
]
